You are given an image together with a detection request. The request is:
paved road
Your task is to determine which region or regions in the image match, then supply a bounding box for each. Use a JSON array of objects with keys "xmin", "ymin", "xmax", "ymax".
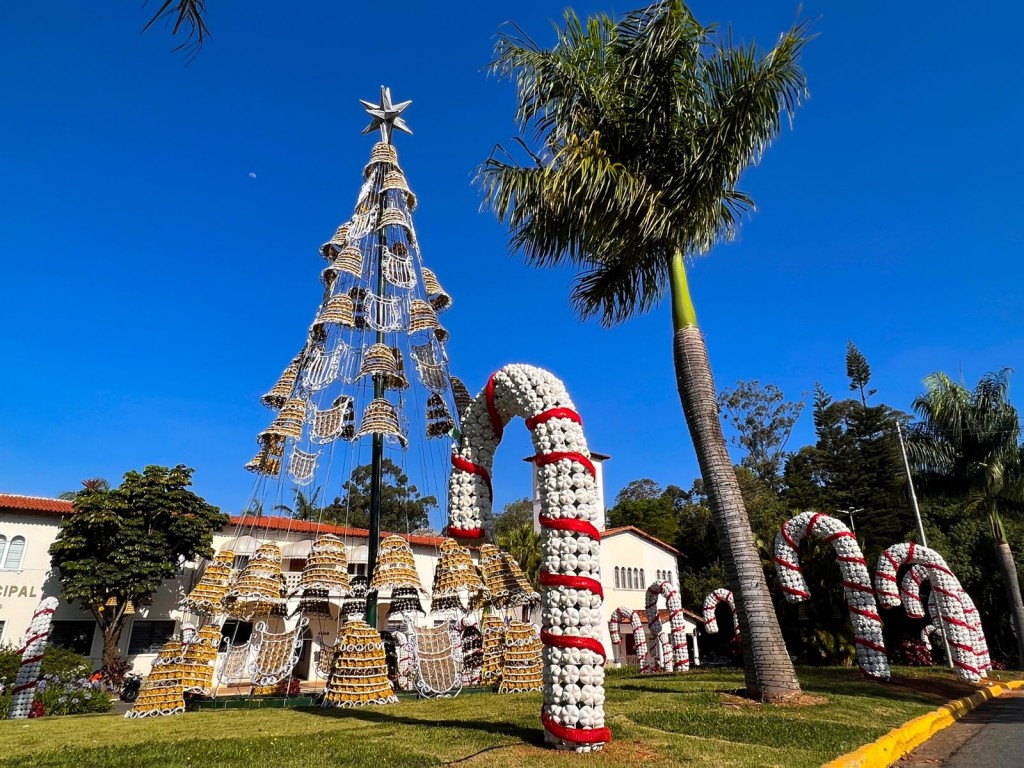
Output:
[{"xmin": 900, "ymin": 691, "xmax": 1024, "ymax": 767}]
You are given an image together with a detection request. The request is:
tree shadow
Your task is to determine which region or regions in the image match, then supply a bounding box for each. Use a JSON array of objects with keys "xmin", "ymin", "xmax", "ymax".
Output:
[{"xmin": 297, "ymin": 706, "xmax": 547, "ymax": 747}]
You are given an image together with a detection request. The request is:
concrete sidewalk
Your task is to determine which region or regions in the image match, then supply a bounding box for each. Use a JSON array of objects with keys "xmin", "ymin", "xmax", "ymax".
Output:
[{"xmin": 899, "ymin": 690, "xmax": 1024, "ymax": 767}]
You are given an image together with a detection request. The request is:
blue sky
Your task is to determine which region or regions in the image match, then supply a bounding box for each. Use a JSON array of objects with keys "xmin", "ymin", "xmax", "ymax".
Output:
[{"xmin": 1, "ymin": 2, "xmax": 1022, "ymax": 528}]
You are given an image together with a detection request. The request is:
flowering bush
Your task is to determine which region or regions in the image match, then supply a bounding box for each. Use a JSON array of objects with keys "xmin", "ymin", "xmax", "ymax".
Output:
[
  {"xmin": 35, "ymin": 673, "xmax": 112, "ymax": 716},
  {"xmin": 893, "ymin": 639, "xmax": 933, "ymax": 667}
]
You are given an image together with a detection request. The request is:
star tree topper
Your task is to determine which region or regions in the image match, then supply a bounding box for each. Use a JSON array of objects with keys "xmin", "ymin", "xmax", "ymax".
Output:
[{"xmin": 360, "ymin": 86, "xmax": 412, "ymax": 145}]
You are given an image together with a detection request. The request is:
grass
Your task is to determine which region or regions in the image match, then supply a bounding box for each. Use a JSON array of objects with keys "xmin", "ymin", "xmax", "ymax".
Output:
[{"xmin": 0, "ymin": 666, "xmax": 1013, "ymax": 768}]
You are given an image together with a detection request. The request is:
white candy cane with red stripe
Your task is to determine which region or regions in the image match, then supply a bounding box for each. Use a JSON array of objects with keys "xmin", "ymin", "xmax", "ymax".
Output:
[
  {"xmin": 921, "ymin": 623, "xmax": 943, "ymax": 654},
  {"xmin": 774, "ymin": 512, "xmax": 889, "ymax": 679},
  {"xmin": 8, "ymin": 597, "xmax": 59, "ymax": 719},
  {"xmin": 702, "ymin": 588, "xmax": 737, "ymax": 636},
  {"xmin": 875, "ymin": 543, "xmax": 981, "ymax": 682},
  {"xmin": 900, "ymin": 564, "xmax": 990, "ymax": 674},
  {"xmin": 447, "ymin": 365, "xmax": 608, "ymax": 751},
  {"xmin": 646, "ymin": 580, "xmax": 689, "ymax": 672},
  {"xmin": 608, "ymin": 607, "xmax": 648, "ymax": 669}
]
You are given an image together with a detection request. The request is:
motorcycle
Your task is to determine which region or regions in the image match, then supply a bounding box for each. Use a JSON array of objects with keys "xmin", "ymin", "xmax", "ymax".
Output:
[{"xmin": 120, "ymin": 672, "xmax": 143, "ymax": 703}]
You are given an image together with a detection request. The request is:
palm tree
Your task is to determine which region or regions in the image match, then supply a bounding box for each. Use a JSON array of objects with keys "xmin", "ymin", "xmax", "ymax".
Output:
[
  {"xmin": 479, "ymin": 1, "xmax": 808, "ymax": 700},
  {"xmin": 909, "ymin": 370, "xmax": 1024, "ymax": 664},
  {"xmin": 274, "ymin": 488, "xmax": 322, "ymax": 521},
  {"xmin": 497, "ymin": 521, "xmax": 543, "ymax": 589}
]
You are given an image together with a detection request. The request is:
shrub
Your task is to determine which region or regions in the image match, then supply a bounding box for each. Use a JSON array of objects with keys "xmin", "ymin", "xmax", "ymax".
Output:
[
  {"xmin": 41, "ymin": 645, "xmax": 93, "ymax": 680},
  {"xmin": 0, "ymin": 644, "xmax": 22, "ymax": 687},
  {"xmin": 35, "ymin": 674, "xmax": 112, "ymax": 716},
  {"xmin": 893, "ymin": 639, "xmax": 933, "ymax": 667}
]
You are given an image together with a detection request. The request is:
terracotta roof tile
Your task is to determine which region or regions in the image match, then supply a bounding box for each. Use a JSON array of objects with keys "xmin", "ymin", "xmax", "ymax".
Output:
[
  {"xmin": 0, "ymin": 494, "xmax": 73, "ymax": 515},
  {"xmin": 227, "ymin": 515, "xmax": 447, "ymax": 549},
  {"xmin": 602, "ymin": 525, "xmax": 682, "ymax": 556}
]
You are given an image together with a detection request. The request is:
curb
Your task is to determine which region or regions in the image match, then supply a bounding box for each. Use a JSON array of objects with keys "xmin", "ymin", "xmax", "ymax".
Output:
[{"xmin": 823, "ymin": 678, "xmax": 1024, "ymax": 768}]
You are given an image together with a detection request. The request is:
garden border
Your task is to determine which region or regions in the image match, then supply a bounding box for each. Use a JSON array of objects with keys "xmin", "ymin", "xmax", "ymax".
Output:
[{"xmin": 823, "ymin": 678, "xmax": 1024, "ymax": 767}]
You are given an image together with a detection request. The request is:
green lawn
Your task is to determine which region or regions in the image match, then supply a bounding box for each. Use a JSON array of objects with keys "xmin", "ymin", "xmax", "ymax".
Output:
[{"xmin": 0, "ymin": 667, "xmax": 1007, "ymax": 768}]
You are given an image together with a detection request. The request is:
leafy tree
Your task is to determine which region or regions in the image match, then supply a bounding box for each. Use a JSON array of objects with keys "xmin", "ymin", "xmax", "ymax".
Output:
[
  {"xmin": 49, "ymin": 465, "xmax": 227, "ymax": 670},
  {"xmin": 908, "ymin": 370, "xmax": 1024, "ymax": 665},
  {"xmin": 845, "ymin": 341, "xmax": 877, "ymax": 407},
  {"xmin": 719, "ymin": 380, "xmax": 804, "ymax": 491},
  {"xmin": 494, "ymin": 497, "xmax": 535, "ymax": 538},
  {"xmin": 607, "ymin": 480, "xmax": 680, "ymax": 544},
  {"xmin": 497, "ymin": 521, "xmax": 543, "ymax": 589},
  {"xmin": 479, "ymin": 0, "xmax": 809, "ymax": 699},
  {"xmin": 58, "ymin": 478, "xmax": 110, "ymax": 501},
  {"xmin": 324, "ymin": 459, "xmax": 437, "ymax": 533}
]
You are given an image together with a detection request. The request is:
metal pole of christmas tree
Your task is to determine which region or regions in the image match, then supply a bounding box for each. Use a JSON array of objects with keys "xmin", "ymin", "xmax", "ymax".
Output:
[{"xmin": 359, "ymin": 86, "xmax": 413, "ymax": 628}]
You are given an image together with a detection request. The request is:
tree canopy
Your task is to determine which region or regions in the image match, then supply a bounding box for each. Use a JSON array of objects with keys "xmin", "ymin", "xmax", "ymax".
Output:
[
  {"xmin": 319, "ymin": 458, "xmax": 437, "ymax": 533},
  {"xmin": 49, "ymin": 465, "xmax": 226, "ymax": 667}
]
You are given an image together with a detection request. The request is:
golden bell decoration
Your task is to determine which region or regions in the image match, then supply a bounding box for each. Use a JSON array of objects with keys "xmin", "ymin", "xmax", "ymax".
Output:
[
  {"xmin": 181, "ymin": 549, "xmax": 235, "ymax": 615},
  {"xmin": 364, "ymin": 142, "xmax": 399, "ymax": 175},
  {"xmin": 179, "ymin": 625, "xmax": 220, "ymax": 695},
  {"xmin": 355, "ymin": 398, "xmax": 407, "ymax": 448},
  {"xmin": 450, "ymin": 377, "xmax": 473, "ymax": 419},
  {"xmin": 311, "ymin": 294, "xmax": 356, "ymax": 337},
  {"xmin": 322, "ymin": 620, "xmax": 398, "ymax": 707},
  {"xmin": 380, "ymin": 170, "xmax": 417, "ymax": 210},
  {"xmin": 480, "ymin": 614, "xmax": 506, "ymax": 687},
  {"xmin": 368, "ymin": 535, "xmax": 422, "ymax": 594},
  {"xmin": 224, "ymin": 543, "xmax": 286, "ymax": 619},
  {"xmin": 295, "ymin": 534, "xmax": 352, "ymax": 616},
  {"xmin": 105, "ymin": 596, "xmax": 118, "ymax": 607},
  {"xmin": 124, "ymin": 600, "xmax": 136, "ymax": 615},
  {"xmin": 498, "ymin": 621, "xmax": 544, "ymax": 694},
  {"xmin": 319, "ymin": 223, "xmax": 349, "ymax": 261},
  {"xmin": 431, "ymin": 538, "xmax": 488, "ymax": 612},
  {"xmin": 260, "ymin": 356, "xmax": 301, "ymax": 410},
  {"xmin": 126, "ymin": 639, "xmax": 186, "ymax": 718},
  {"xmin": 478, "ymin": 545, "xmax": 539, "ymax": 610},
  {"xmin": 408, "ymin": 300, "xmax": 439, "ymax": 334}
]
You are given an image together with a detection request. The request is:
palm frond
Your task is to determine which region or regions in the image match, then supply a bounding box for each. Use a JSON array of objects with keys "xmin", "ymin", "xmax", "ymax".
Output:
[
  {"xmin": 480, "ymin": 1, "xmax": 811, "ymax": 324},
  {"xmin": 142, "ymin": 0, "xmax": 210, "ymax": 61}
]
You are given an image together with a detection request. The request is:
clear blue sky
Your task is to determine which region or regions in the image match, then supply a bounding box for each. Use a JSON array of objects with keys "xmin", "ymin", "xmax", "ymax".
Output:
[{"xmin": 2, "ymin": 2, "xmax": 1022, "ymax": 528}]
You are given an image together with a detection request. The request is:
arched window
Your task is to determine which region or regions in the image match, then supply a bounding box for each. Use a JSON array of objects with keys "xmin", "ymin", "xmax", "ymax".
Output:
[
  {"xmin": 626, "ymin": 569, "xmax": 633, "ymax": 590},
  {"xmin": 3, "ymin": 536, "xmax": 25, "ymax": 570},
  {"xmin": 632, "ymin": 568, "xmax": 639, "ymax": 589},
  {"xmin": 0, "ymin": 535, "xmax": 6, "ymax": 565},
  {"xmin": 668, "ymin": 571, "xmax": 674, "ymax": 585},
  {"xmin": 614, "ymin": 567, "xmax": 620, "ymax": 589},
  {"xmin": 639, "ymin": 569, "xmax": 646, "ymax": 588}
]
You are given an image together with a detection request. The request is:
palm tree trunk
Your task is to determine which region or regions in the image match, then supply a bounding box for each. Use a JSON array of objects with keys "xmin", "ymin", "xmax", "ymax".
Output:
[
  {"xmin": 670, "ymin": 251, "xmax": 801, "ymax": 700},
  {"xmin": 989, "ymin": 509, "xmax": 1024, "ymax": 666}
]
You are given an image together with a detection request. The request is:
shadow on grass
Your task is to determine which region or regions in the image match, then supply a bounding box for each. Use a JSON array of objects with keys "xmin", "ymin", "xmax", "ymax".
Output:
[{"xmin": 298, "ymin": 706, "xmax": 548, "ymax": 748}]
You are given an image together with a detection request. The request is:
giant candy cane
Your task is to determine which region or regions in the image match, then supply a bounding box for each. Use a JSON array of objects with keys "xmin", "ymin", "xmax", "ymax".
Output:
[
  {"xmin": 8, "ymin": 597, "xmax": 59, "ymax": 719},
  {"xmin": 900, "ymin": 563, "xmax": 990, "ymax": 674},
  {"xmin": 702, "ymin": 588, "xmax": 738, "ymax": 636},
  {"xmin": 647, "ymin": 580, "xmax": 689, "ymax": 671},
  {"xmin": 448, "ymin": 365, "xmax": 608, "ymax": 752},
  {"xmin": 608, "ymin": 607, "xmax": 648, "ymax": 670},
  {"xmin": 875, "ymin": 543, "xmax": 982, "ymax": 682},
  {"xmin": 774, "ymin": 512, "xmax": 890, "ymax": 679}
]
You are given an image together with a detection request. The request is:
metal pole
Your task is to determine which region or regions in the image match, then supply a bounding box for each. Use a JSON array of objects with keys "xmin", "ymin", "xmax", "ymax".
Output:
[
  {"xmin": 896, "ymin": 421, "xmax": 954, "ymax": 668},
  {"xmin": 365, "ymin": 162, "xmax": 389, "ymax": 630}
]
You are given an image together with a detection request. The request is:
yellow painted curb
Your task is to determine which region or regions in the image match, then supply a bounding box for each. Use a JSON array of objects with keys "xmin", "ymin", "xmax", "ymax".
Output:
[{"xmin": 822, "ymin": 678, "xmax": 1024, "ymax": 768}]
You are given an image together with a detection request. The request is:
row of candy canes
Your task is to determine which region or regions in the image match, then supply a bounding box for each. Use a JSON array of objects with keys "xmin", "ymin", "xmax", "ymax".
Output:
[
  {"xmin": 888, "ymin": 555, "xmax": 990, "ymax": 677},
  {"xmin": 7, "ymin": 597, "xmax": 58, "ymax": 720},
  {"xmin": 607, "ymin": 607, "xmax": 648, "ymax": 668},
  {"xmin": 773, "ymin": 512, "xmax": 891, "ymax": 679},
  {"xmin": 646, "ymin": 580, "xmax": 690, "ymax": 672},
  {"xmin": 701, "ymin": 588, "xmax": 738, "ymax": 636},
  {"xmin": 448, "ymin": 365, "xmax": 609, "ymax": 752},
  {"xmin": 874, "ymin": 543, "xmax": 984, "ymax": 682}
]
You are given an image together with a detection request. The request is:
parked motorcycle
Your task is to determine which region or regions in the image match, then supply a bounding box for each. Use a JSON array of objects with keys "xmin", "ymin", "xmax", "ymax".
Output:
[{"xmin": 120, "ymin": 672, "xmax": 143, "ymax": 703}]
